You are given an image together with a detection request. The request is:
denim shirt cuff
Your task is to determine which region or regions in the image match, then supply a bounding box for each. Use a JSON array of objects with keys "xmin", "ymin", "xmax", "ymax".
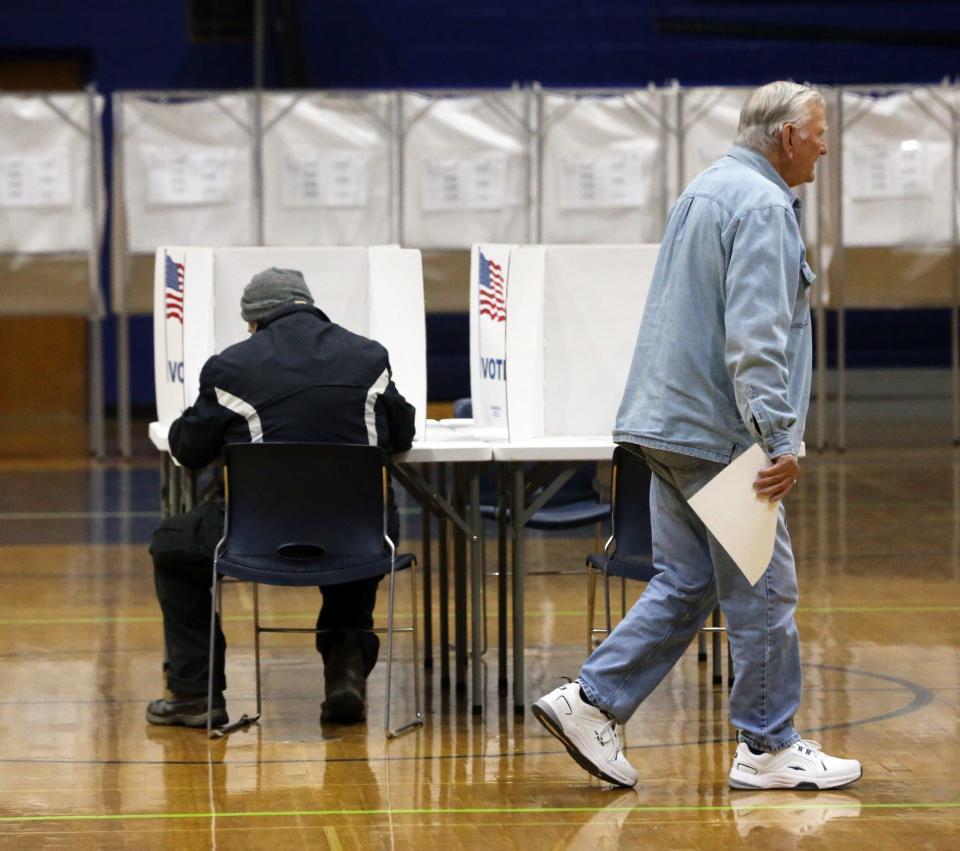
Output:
[{"xmin": 764, "ymin": 433, "xmax": 795, "ymax": 459}]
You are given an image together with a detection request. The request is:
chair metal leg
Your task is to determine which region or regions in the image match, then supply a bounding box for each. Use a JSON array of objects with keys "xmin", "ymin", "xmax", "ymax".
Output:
[
  {"xmin": 620, "ymin": 576, "xmax": 626, "ymax": 620},
  {"xmin": 384, "ymin": 565, "xmax": 396, "ymax": 737},
  {"xmin": 727, "ymin": 633, "xmax": 735, "ymax": 689},
  {"xmin": 712, "ymin": 607, "xmax": 723, "ymax": 685},
  {"xmin": 254, "ymin": 584, "xmax": 263, "ymax": 717},
  {"xmin": 698, "ymin": 630, "xmax": 707, "ymax": 661},
  {"xmin": 408, "ymin": 557, "xmax": 424, "ymax": 731},
  {"xmin": 386, "ymin": 559, "xmax": 424, "ymax": 739},
  {"xmin": 586, "ymin": 567, "xmax": 597, "ymax": 652},
  {"xmin": 206, "ymin": 568, "xmax": 219, "ymax": 739},
  {"xmin": 603, "ymin": 569, "xmax": 613, "ymax": 636},
  {"xmin": 208, "ymin": 574, "xmax": 259, "ymax": 739}
]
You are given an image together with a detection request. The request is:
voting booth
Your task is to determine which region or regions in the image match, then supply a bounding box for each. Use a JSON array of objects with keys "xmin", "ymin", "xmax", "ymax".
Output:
[
  {"xmin": 538, "ymin": 89, "xmax": 669, "ymax": 244},
  {"xmin": 154, "ymin": 246, "xmax": 427, "ymax": 441},
  {"xmin": 502, "ymin": 244, "xmax": 659, "ymax": 440},
  {"xmin": 261, "ymin": 91, "xmax": 397, "ymax": 246},
  {"xmin": 0, "ymin": 90, "xmax": 106, "ymax": 455},
  {"xmin": 400, "ymin": 90, "xmax": 534, "ymax": 248}
]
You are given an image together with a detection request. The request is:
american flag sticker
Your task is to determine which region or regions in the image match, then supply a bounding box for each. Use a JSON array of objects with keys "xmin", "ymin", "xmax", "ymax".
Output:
[
  {"xmin": 478, "ymin": 252, "xmax": 506, "ymax": 323},
  {"xmin": 164, "ymin": 253, "xmax": 185, "ymax": 324}
]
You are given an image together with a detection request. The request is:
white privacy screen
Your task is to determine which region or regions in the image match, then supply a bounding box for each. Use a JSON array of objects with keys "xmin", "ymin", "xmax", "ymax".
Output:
[
  {"xmin": 0, "ymin": 93, "xmax": 104, "ymax": 253},
  {"xmin": 262, "ymin": 92, "xmax": 395, "ymax": 245},
  {"xmin": 540, "ymin": 91, "xmax": 667, "ymax": 244},
  {"xmin": 841, "ymin": 89, "xmax": 955, "ymax": 246},
  {"xmin": 679, "ymin": 87, "xmax": 750, "ymax": 189},
  {"xmin": 401, "ymin": 91, "xmax": 531, "ymax": 248},
  {"xmin": 119, "ymin": 93, "xmax": 255, "ymax": 252}
]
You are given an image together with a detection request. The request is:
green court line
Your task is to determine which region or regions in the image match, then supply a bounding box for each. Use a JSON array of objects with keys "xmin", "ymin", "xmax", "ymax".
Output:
[
  {"xmin": 1, "ymin": 604, "xmax": 959, "ymax": 626},
  {"xmin": 0, "ymin": 801, "xmax": 958, "ymax": 825}
]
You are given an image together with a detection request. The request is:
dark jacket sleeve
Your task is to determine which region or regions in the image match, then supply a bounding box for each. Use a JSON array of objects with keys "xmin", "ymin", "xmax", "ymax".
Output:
[
  {"xmin": 168, "ymin": 358, "xmax": 234, "ymax": 470},
  {"xmin": 378, "ymin": 372, "xmax": 416, "ymax": 453}
]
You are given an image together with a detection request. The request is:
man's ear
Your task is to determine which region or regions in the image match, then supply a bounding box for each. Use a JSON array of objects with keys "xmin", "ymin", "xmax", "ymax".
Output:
[{"xmin": 781, "ymin": 124, "xmax": 797, "ymax": 159}]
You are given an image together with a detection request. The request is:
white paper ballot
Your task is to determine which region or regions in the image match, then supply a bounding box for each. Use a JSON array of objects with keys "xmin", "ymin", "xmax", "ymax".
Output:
[{"xmin": 687, "ymin": 444, "xmax": 779, "ymax": 586}]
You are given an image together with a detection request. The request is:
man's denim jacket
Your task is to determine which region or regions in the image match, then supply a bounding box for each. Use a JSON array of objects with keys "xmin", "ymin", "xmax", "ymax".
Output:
[{"xmin": 613, "ymin": 146, "xmax": 813, "ymax": 463}]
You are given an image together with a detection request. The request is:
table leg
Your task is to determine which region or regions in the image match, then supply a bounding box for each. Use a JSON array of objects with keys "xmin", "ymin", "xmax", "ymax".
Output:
[
  {"xmin": 453, "ymin": 466, "xmax": 468, "ymax": 691},
  {"xmin": 497, "ymin": 466, "xmax": 509, "ymax": 691},
  {"xmin": 438, "ymin": 464, "xmax": 450, "ymax": 687},
  {"xmin": 420, "ymin": 463, "xmax": 433, "ymax": 670},
  {"xmin": 511, "ymin": 463, "xmax": 526, "ymax": 715},
  {"xmin": 469, "ymin": 467, "xmax": 483, "ymax": 714}
]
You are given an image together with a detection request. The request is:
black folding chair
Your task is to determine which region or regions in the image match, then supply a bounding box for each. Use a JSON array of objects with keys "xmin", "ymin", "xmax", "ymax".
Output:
[
  {"xmin": 586, "ymin": 446, "xmax": 733, "ymax": 686},
  {"xmin": 206, "ymin": 443, "xmax": 423, "ymax": 739}
]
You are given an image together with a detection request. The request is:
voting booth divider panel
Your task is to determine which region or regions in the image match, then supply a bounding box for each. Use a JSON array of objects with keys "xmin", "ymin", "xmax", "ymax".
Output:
[
  {"xmin": 153, "ymin": 246, "xmax": 427, "ymax": 441},
  {"xmin": 505, "ymin": 244, "xmax": 659, "ymax": 441}
]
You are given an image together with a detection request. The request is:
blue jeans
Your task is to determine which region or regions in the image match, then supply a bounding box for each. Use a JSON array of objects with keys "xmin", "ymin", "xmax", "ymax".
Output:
[{"xmin": 579, "ymin": 445, "xmax": 802, "ymax": 753}]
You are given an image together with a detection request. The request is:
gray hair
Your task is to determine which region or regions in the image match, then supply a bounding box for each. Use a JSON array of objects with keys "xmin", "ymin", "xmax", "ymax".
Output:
[{"xmin": 735, "ymin": 81, "xmax": 825, "ymax": 153}]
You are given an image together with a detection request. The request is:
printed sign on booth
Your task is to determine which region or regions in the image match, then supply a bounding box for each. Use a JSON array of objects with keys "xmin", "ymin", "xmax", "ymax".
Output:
[{"xmin": 469, "ymin": 243, "xmax": 513, "ymax": 427}]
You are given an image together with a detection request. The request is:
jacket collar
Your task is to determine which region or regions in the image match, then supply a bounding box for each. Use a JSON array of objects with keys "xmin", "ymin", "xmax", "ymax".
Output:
[
  {"xmin": 728, "ymin": 145, "xmax": 799, "ymax": 207},
  {"xmin": 257, "ymin": 303, "xmax": 332, "ymax": 329}
]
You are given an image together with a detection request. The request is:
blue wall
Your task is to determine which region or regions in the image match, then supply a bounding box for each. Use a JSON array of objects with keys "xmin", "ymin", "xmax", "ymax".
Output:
[{"xmin": 3, "ymin": 2, "xmax": 960, "ymax": 407}]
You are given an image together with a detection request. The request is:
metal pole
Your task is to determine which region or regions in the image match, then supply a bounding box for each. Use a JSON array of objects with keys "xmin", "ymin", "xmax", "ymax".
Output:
[
  {"xmin": 396, "ymin": 92, "xmax": 406, "ymax": 246},
  {"xmin": 533, "ymin": 83, "xmax": 543, "ymax": 243},
  {"xmin": 252, "ymin": 0, "xmax": 265, "ymax": 245},
  {"xmin": 85, "ymin": 87, "xmax": 106, "ymax": 459},
  {"xmin": 815, "ymin": 136, "xmax": 828, "ymax": 451},
  {"xmin": 950, "ymin": 97, "xmax": 960, "ymax": 444},
  {"xmin": 835, "ymin": 89, "xmax": 847, "ymax": 451},
  {"xmin": 511, "ymin": 464, "xmax": 526, "ymax": 715},
  {"xmin": 111, "ymin": 94, "xmax": 133, "ymax": 459},
  {"xmin": 675, "ymin": 86, "xmax": 686, "ymax": 198},
  {"xmin": 469, "ymin": 468, "xmax": 483, "ymax": 714},
  {"xmin": 420, "ymin": 463, "xmax": 433, "ymax": 670}
]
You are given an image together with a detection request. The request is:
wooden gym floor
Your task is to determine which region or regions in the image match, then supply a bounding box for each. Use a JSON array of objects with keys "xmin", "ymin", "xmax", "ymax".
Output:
[{"xmin": 0, "ymin": 446, "xmax": 958, "ymax": 849}]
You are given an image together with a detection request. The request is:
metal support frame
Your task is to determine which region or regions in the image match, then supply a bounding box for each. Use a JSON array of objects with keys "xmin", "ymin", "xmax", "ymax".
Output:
[
  {"xmin": 391, "ymin": 460, "xmax": 486, "ymax": 712},
  {"xmin": 1, "ymin": 89, "xmax": 106, "ymax": 457},
  {"xmin": 534, "ymin": 85, "xmax": 674, "ymax": 243},
  {"xmin": 112, "ymin": 88, "xmax": 259, "ymax": 457},
  {"xmin": 396, "ymin": 86, "xmax": 538, "ymax": 249},
  {"xmin": 833, "ymin": 83, "xmax": 960, "ymax": 449}
]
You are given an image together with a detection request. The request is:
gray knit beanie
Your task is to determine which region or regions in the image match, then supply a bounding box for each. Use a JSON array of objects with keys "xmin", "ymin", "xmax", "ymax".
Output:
[{"xmin": 240, "ymin": 267, "xmax": 314, "ymax": 322}]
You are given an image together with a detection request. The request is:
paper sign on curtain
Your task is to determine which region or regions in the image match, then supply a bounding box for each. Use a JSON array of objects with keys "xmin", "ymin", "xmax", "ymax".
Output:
[
  {"xmin": 0, "ymin": 153, "xmax": 71, "ymax": 207},
  {"xmin": 687, "ymin": 444, "xmax": 779, "ymax": 586},
  {"xmin": 558, "ymin": 153, "xmax": 647, "ymax": 210},
  {"xmin": 146, "ymin": 146, "xmax": 235, "ymax": 206},
  {"xmin": 421, "ymin": 154, "xmax": 509, "ymax": 211},
  {"xmin": 280, "ymin": 148, "xmax": 368, "ymax": 208}
]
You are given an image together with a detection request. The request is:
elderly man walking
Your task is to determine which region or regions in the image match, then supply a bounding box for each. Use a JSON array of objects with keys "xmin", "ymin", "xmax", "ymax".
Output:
[{"xmin": 533, "ymin": 81, "xmax": 861, "ymax": 791}]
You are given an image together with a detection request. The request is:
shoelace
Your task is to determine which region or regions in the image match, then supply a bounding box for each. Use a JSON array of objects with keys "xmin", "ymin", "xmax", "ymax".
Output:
[
  {"xmin": 795, "ymin": 739, "xmax": 823, "ymax": 755},
  {"xmin": 597, "ymin": 717, "xmax": 619, "ymax": 751}
]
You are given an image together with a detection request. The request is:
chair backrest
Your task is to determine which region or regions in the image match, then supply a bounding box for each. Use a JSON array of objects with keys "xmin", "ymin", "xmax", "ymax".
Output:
[
  {"xmin": 610, "ymin": 445, "xmax": 653, "ymax": 560},
  {"xmin": 222, "ymin": 443, "xmax": 388, "ymax": 560}
]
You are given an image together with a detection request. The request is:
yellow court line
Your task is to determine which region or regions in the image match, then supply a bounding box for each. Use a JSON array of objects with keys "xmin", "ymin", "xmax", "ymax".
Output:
[
  {"xmin": 0, "ymin": 801, "xmax": 958, "ymax": 825},
  {"xmin": 1, "ymin": 604, "xmax": 960, "ymax": 626}
]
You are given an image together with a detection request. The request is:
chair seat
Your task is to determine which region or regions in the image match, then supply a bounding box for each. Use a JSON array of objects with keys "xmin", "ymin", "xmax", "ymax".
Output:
[
  {"xmin": 480, "ymin": 500, "xmax": 609, "ymax": 531},
  {"xmin": 217, "ymin": 551, "xmax": 415, "ymax": 587},
  {"xmin": 586, "ymin": 552, "xmax": 658, "ymax": 583}
]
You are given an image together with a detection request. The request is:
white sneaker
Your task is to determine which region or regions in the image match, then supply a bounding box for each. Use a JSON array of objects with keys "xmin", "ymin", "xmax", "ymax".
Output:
[
  {"xmin": 532, "ymin": 681, "xmax": 638, "ymax": 788},
  {"xmin": 729, "ymin": 740, "xmax": 862, "ymax": 790}
]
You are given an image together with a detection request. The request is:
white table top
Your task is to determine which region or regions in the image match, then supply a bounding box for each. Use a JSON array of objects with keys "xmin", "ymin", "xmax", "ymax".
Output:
[
  {"xmin": 490, "ymin": 436, "xmax": 615, "ymax": 462},
  {"xmin": 149, "ymin": 421, "xmax": 493, "ymax": 464}
]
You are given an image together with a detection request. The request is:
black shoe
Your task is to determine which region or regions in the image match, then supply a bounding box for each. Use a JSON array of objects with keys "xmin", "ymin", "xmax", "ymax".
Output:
[
  {"xmin": 321, "ymin": 642, "xmax": 367, "ymax": 724},
  {"xmin": 146, "ymin": 693, "xmax": 228, "ymax": 728}
]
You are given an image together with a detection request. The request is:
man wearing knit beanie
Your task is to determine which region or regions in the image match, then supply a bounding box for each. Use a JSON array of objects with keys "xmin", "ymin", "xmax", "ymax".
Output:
[
  {"xmin": 148, "ymin": 266, "xmax": 416, "ymax": 731},
  {"xmin": 240, "ymin": 267, "xmax": 315, "ymax": 326}
]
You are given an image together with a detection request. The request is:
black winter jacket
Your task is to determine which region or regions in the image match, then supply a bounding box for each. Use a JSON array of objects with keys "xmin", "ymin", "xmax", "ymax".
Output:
[{"xmin": 169, "ymin": 304, "xmax": 416, "ymax": 470}]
